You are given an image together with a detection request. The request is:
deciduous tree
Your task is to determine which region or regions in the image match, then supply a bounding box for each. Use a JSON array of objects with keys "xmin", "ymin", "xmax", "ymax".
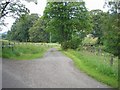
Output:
[
  {"xmin": 43, "ymin": 1, "xmax": 92, "ymax": 49},
  {"xmin": 7, "ymin": 13, "xmax": 39, "ymax": 42},
  {"xmin": 0, "ymin": 0, "xmax": 29, "ymax": 26},
  {"xmin": 90, "ymin": 9, "xmax": 106, "ymax": 45},
  {"xmin": 103, "ymin": 0, "xmax": 120, "ymax": 59},
  {"xmin": 29, "ymin": 17, "xmax": 49, "ymax": 42}
]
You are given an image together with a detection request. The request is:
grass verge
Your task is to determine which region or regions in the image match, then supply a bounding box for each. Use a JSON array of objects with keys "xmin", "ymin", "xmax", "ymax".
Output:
[
  {"xmin": 62, "ymin": 49, "xmax": 118, "ymax": 88},
  {"xmin": 2, "ymin": 44, "xmax": 49, "ymax": 60}
]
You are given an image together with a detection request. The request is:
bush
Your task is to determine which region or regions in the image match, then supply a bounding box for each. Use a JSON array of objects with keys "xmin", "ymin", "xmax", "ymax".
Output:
[
  {"xmin": 69, "ymin": 38, "xmax": 80, "ymax": 49},
  {"xmin": 76, "ymin": 45, "xmax": 83, "ymax": 51},
  {"xmin": 61, "ymin": 38, "xmax": 81, "ymax": 50},
  {"xmin": 61, "ymin": 41, "xmax": 69, "ymax": 50}
]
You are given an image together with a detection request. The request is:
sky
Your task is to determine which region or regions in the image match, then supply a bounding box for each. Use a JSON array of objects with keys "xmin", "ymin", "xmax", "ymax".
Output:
[
  {"xmin": 23, "ymin": 0, "xmax": 107, "ymax": 15},
  {"xmin": 1, "ymin": 0, "xmax": 107, "ymax": 33}
]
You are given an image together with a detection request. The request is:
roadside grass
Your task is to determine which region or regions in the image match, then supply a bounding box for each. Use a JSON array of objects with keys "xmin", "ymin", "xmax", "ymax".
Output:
[
  {"xmin": 2, "ymin": 44, "xmax": 49, "ymax": 60},
  {"xmin": 1, "ymin": 40, "xmax": 60, "ymax": 60},
  {"xmin": 62, "ymin": 49, "xmax": 118, "ymax": 88}
]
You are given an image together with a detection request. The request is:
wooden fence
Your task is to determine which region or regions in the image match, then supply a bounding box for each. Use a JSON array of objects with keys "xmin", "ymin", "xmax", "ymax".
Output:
[
  {"xmin": 81, "ymin": 45, "xmax": 117, "ymax": 67},
  {"xmin": 2, "ymin": 42, "xmax": 14, "ymax": 51}
]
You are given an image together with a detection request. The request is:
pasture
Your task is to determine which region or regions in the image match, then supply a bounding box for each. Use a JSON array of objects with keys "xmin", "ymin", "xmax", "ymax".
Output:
[{"xmin": 1, "ymin": 40, "xmax": 60, "ymax": 60}]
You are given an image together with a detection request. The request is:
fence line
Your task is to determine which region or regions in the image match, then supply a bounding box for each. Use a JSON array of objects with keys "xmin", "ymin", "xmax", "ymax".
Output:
[{"xmin": 81, "ymin": 45, "xmax": 117, "ymax": 67}]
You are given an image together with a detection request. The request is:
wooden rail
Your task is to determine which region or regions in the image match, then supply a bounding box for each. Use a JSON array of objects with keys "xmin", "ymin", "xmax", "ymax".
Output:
[{"xmin": 2, "ymin": 42, "xmax": 14, "ymax": 51}]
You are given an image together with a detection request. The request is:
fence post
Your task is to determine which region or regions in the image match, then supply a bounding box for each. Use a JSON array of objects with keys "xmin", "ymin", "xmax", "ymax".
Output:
[
  {"xmin": 110, "ymin": 54, "xmax": 114, "ymax": 66},
  {"xmin": 9, "ymin": 42, "xmax": 10, "ymax": 48},
  {"xmin": 2, "ymin": 42, "xmax": 4, "ymax": 49}
]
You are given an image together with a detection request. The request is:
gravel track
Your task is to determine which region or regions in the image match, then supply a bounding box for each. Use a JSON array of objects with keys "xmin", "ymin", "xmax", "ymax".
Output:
[{"xmin": 2, "ymin": 48, "xmax": 110, "ymax": 88}]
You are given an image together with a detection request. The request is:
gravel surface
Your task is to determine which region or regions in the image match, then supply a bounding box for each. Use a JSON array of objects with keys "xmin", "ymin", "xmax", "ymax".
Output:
[{"xmin": 2, "ymin": 48, "xmax": 110, "ymax": 88}]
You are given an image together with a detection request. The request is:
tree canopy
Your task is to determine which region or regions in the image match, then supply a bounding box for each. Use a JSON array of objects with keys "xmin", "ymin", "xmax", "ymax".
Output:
[
  {"xmin": 0, "ymin": 0, "xmax": 30, "ymax": 26},
  {"xmin": 43, "ymin": 2, "xmax": 92, "ymax": 49},
  {"xmin": 103, "ymin": 0, "xmax": 120, "ymax": 58},
  {"xmin": 90, "ymin": 9, "xmax": 106, "ymax": 45},
  {"xmin": 29, "ymin": 17, "xmax": 49, "ymax": 42},
  {"xmin": 7, "ymin": 13, "xmax": 39, "ymax": 42}
]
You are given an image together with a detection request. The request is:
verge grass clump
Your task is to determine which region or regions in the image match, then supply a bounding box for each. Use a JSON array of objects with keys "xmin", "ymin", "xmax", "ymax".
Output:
[
  {"xmin": 2, "ymin": 43, "xmax": 49, "ymax": 60},
  {"xmin": 62, "ymin": 49, "xmax": 118, "ymax": 88}
]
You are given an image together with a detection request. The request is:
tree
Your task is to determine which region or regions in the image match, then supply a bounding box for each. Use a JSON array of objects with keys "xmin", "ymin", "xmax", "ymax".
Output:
[
  {"xmin": 43, "ymin": 2, "xmax": 92, "ymax": 49},
  {"xmin": 90, "ymin": 9, "xmax": 106, "ymax": 45},
  {"xmin": 103, "ymin": 0, "xmax": 120, "ymax": 59},
  {"xmin": 0, "ymin": 0, "xmax": 30, "ymax": 26},
  {"xmin": 7, "ymin": 13, "xmax": 39, "ymax": 42},
  {"xmin": 29, "ymin": 17, "xmax": 49, "ymax": 42},
  {"xmin": 2, "ymin": 32, "xmax": 7, "ymax": 39},
  {"xmin": 103, "ymin": 1, "xmax": 120, "ymax": 88}
]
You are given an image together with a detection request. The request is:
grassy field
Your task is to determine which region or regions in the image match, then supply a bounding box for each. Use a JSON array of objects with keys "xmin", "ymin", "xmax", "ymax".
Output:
[
  {"xmin": 1, "ymin": 40, "xmax": 60, "ymax": 60},
  {"xmin": 62, "ymin": 49, "xmax": 118, "ymax": 88}
]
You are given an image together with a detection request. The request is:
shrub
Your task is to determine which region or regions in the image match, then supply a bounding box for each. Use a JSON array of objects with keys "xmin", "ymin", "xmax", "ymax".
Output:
[
  {"xmin": 61, "ymin": 41, "xmax": 69, "ymax": 50},
  {"xmin": 61, "ymin": 38, "xmax": 81, "ymax": 50},
  {"xmin": 68, "ymin": 38, "xmax": 80, "ymax": 49}
]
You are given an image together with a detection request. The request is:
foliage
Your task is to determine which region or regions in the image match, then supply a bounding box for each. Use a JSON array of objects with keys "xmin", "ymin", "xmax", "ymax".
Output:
[
  {"xmin": 90, "ymin": 9, "xmax": 106, "ymax": 44},
  {"xmin": 103, "ymin": 0, "xmax": 120, "ymax": 58},
  {"xmin": 61, "ymin": 37, "xmax": 81, "ymax": 50},
  {"xmin": 1, "ymin": 33, "xmax": 7, "ymax": 39},
  {"xmin": 69, "ymin": 37, "xmax": 81, "ymax": 49},
  {"xmin": 103, "ymin": 14, "xmax": 119, "ymax": 57},
  {"xmin": 29, "ymin": 17, "xmax": 49, "ymax": 42},
  {"xmin": 7, "ymin": 13, "xmax": 39, "ymax": 42},
  {"xmin": 50, "ymin": 33, "xmax": 59, "ymax": 43},
  {"xmin": 43, "ymin": 2, "xmax": 92, "ymax": 49},
  {"xmin": 82, "ymin": 34, "xmax": 98, "ymax": 45},
  {"xmin": 0, "ymin": 0, "xmax": 29, "ymax": 26}
]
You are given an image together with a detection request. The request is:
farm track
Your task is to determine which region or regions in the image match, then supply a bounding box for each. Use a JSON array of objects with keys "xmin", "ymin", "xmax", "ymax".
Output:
[{"xmin": 2, "ymin": 48, "xmax": 111, "ymax": 88}]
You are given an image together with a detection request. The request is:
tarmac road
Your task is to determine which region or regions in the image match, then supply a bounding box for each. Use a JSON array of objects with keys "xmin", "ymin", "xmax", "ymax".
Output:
[{"xmin": 2, "ymin": 48, "xmax": 110, "ymax": 88}]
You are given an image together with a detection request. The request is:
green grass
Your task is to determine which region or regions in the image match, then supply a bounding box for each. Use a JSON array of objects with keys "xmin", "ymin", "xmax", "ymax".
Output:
[
  {"xmin": 62, "ymin": 49, "xmax": 118, "ymax": 88},
  {"xmin": 2, "ymin": 42, "xmax": 50, "ymax": 60},
  {"xmin": 1, "ymin": 39, "xmax": 61, "ymax": 60}
]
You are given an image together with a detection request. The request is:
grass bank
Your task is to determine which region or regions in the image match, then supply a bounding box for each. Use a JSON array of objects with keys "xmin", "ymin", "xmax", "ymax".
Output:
[
  {"xmin": 1, "ymin": 40, "xmax": 55, "ymax": 60},
  {"xmin": 62, "ymin": 49, "xmax": 118, "ymax": 88},
  {"xmin": 2, "ymin": 44, "xmax": 49, "ymax": 60}
]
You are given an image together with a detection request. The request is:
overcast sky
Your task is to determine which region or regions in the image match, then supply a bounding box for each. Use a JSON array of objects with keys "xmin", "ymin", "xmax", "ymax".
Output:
[
  {"xmin": 23, "ymin": 0, "xmax": 107, "ymax": 15},
  {"xmin": 1, "ymin": 0, "xmax": 107, "ymax": 33}
]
